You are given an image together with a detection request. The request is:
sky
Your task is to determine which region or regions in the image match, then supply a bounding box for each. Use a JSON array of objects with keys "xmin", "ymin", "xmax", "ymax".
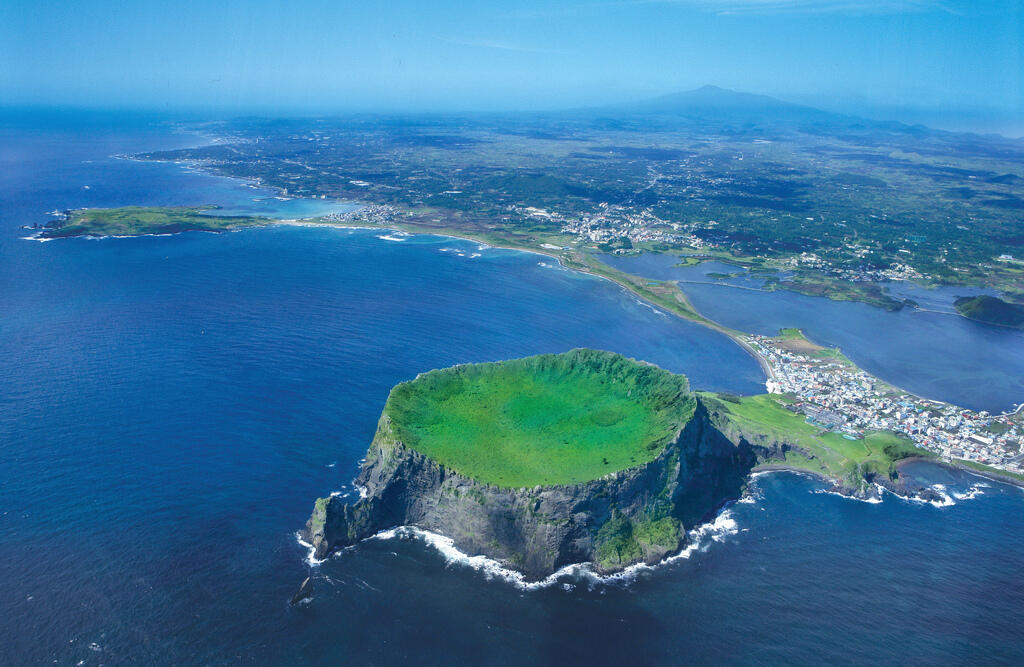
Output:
[{"xmin": 2, "ymin": 0, "xmax": 1022, "ymax": 129}]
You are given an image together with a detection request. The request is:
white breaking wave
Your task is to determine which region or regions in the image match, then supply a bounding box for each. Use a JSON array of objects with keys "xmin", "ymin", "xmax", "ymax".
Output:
[
  {"xmin": 633, "ymin": 298, "xmax": 668, "ymax": 317},
  {"xmin": 925, "ymin": 484, "xmax": 956, "ymax": 507},
  {"xmin": 750, "ymin": 468, "xmax": 881, "ymax": 503},
  {"xmin": 809, "ymin": 477, "xmax": 987, "ymax": 509},
  {"xmin": 296, "ymin": 531, "xmax": 328, "ymax": 567},
  {"xmin": 749, "ymin": 469, "xmax": 825, "ymax": 481},
  {"xmin": 736, "ymin": 478, "xmax": 764, "ymax": 505},
  {"xmin": 877, "ymin": 483, "xmax": 955, "ymax": 508},
  {"xmin": 952, "ymin": 483, "xmax": 989, "ymax": 501},
  {"xmin": 812, "ymin": 487, "xmax": 883, "ymax": 504},
  {"xmin": 377, "ymin": 234, "xmax": 408, "ymax": 242},
  {"xmin": 366, "ymin": 505, "xmax": 741, "ymax": 591}
]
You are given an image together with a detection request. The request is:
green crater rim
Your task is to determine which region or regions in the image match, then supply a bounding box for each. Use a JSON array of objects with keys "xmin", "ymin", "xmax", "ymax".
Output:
[{"xmin": 380, "ymin": 349, "xmax": 695, "ymax": 487}]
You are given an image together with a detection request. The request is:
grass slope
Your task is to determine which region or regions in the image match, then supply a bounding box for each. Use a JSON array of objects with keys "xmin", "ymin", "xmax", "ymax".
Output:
[
  {"xmin": 954, "ymin": 295, "xmax": 1024, "ymax": 329},
  {"xmin": 955, "ymin": 459, "xmax": 1024, "ymax": 484},
  {"xmin": 701, "ymin": 392, "xmax": 929, "ymax": 486},
  {"xmin": 40, "ymin": 206, "xmax": 268, "ymax": 238},
  {"xmin": 383, "ymin": 349, "xmax": 695, "ymax": 487}
]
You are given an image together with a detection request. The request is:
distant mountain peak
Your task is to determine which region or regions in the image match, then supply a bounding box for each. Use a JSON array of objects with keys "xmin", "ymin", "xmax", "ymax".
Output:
[
  {"xmin": 639, "ymin": 85, "xmax": 812, "ymax": 114},
  {"xmin": 587, "ymin": 85, "xmax": 867, "ymax": 127}
]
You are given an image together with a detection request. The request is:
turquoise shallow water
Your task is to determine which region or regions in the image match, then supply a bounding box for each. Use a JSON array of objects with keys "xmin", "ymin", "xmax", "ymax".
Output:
[{"xmin": 2, "ymin": 112, "xmax": 1023, "ymax": 664}]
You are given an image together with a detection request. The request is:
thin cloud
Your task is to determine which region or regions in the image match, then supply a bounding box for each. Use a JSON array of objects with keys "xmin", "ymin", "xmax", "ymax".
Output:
[{"xmin": 435, "ymin": 36, "xmax": 564, "ymax": 55}]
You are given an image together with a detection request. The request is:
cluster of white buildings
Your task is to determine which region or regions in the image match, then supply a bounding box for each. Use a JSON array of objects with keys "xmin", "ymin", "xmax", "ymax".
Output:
[
  {"xmin": 557, "ymin": 207, "xmax": 705, "ymax": 248},
  {"xmin": 322, "ymin": 204, "xmax": 398, "ymax": 225},
  {"xmin": 752, "ymin": 335, "xmax": 1023, "ymax": 472},
  {"xmin": 823, "ymin": 261, "xmax": 926, "ymax": 283},
  {"xmin": 781, "ymin": 253, "xmax": 927, "ymax": 283}
]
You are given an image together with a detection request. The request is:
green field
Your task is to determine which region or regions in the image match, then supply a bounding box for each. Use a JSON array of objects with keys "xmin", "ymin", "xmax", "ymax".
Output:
[
  {"xmin": 701, "ymin": 392, "xmax": 930, "ymax": 485},
  {"xmin": 953, "ymin": 295, "xmax": 1024, "ymax": 329},
  {"xmin": 39, "ymin": 206, "xmax": 268, "ymax": 238},
  {"xmin": 382, "ymin": 349, "xmax": 695, "ymax": 487}
]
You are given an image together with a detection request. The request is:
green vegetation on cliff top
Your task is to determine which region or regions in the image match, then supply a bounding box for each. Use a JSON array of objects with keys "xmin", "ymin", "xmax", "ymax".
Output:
[
  {"xmin": 39, "ymin": 206, "xmax": 268, "ymax": 238},
  {"xmin": 382, "ymin": 349, "xmax": 695, "ymax": 487},
  {"xmin": 954, "ymin": 459, "xmax": 1024, "ymax": 484},
  {"xmin": 701, "ymin": 392, "xmax": 930, "ymax": 486}
]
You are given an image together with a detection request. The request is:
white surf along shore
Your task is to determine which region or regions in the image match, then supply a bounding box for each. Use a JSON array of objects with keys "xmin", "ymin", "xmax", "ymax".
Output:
[{"xmin": 293, "ymin": 467, "xmax": 998, "ymax": 591}]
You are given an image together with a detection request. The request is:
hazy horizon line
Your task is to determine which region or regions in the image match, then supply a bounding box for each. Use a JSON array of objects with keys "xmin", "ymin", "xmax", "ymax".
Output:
[{"xmin": 3, "ymin": 87, "xmax": 1022, "ymax": 140}]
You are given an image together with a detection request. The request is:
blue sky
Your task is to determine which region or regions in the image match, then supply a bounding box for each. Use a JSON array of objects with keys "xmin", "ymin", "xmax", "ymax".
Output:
[{"xmin": 2, "ymin": 0, "xmax": 1021, "ymax": 124}]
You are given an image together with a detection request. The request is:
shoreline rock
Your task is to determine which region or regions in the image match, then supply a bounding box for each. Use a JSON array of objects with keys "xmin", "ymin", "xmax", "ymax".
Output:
[
  {"xmin": 301, "ymin": 394, "xmax": 985, "ymax": 579},
  {"xmin": 290, "ymin": 577, "xmax": 313, "ymax": 606}
]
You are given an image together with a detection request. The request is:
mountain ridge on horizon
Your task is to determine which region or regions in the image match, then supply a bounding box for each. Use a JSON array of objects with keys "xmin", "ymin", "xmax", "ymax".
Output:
[
  {"xmin": 594, "ymin": 85, "xmax": 1024, "ymax": 144},
  {"xmin": 607, "ymin": 84, "xmax": 868, "ymax": 125}
]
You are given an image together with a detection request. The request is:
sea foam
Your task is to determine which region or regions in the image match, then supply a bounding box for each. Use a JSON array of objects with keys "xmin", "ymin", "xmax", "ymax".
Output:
[{"xmin": 363, "ymin": 504, "xmax": 741, "ymax": 591}]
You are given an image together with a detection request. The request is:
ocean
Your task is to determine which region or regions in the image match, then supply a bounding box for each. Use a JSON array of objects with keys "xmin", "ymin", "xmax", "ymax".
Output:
[{"xmin": 2, "ymin": 111, "xmax": 1022, "ymax": 665}]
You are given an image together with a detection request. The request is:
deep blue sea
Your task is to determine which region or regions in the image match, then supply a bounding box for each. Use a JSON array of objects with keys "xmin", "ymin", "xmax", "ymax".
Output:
[{"xmin": 2, "ymin": 112, "xmax": 1023, "ymax": 665}]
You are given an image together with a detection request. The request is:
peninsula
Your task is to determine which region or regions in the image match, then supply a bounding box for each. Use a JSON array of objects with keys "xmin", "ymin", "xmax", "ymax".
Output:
[
  {"xmin": 34, "ymin": 205, "xmax": 1024, "ymax": 477},
  {"xmin": 301, "ymin": 349, "xmax": 936, "ymax": 579},
  {"xmin": 34, "ymin": 205, "xmax": 1023, "ymax": 479}
]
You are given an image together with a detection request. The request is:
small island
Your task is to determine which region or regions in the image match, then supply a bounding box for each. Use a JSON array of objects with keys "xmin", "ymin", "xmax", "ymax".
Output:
[
  {"xmin": 954, "ymin": 295, "xmax": 1024, "ymax": 329},
  {"xmin": 302, "ymin": 349, "xmax": 934, "ymax": 579},
  {"xmin": 32, "ymin": 206, "xmax": 269, "ymax": 239}
]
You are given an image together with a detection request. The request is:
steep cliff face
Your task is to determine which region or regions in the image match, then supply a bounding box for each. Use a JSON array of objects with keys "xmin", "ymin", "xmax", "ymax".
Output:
[
  {"xmin": 699, "ymin": 398, "xmax": 943, "ymax": 503},
  {"xmin": 302, "ymin": 398, "xmax": 759, "ymax": 579}
]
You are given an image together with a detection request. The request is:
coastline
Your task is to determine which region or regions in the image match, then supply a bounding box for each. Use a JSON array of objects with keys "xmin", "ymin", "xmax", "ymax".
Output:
[
  {"xmin": 24, "ymin": 146, "xmax": 1020, "ymax": 420},
  {"xmin": 750, "ymin": 462, "xmax": 831, "ymax": 482},
  {"xmin": 10, "ymin": 119, "xmax": 1024, "ymax": 667},
  {"xmin": 896, "ymin": 456, "xmax": 1024, "ymax": 491},
  {"xmin": 29, "ymin": 212, "xmax": 1024, "ymax": 421},
  {"xmin": 20, "ymin": 203, "xmax": 771, "ymax": 381},
  {"xmin": 279, "ymin": 219, "xmax": 777, "ymax": 380},
  {"xmin": 947, "ymin": 461, "xmax": 1024, "ymax": 490}
]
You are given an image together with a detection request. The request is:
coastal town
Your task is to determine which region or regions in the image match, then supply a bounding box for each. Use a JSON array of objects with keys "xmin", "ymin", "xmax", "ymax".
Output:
[
  {"xmin": 554, "ymin": 205, "xmax": 933, "ymax": 284},
  {"xmin": 316, "ymin": 203, "xmax": 1022, "ymax": 480},
  {"xmin": 322, "ymin": 203, "xmax": 399, "ymax": 226},
  {"xmin": 750, "ymin": 332, "xmax": 1024, "ymax": 474}
]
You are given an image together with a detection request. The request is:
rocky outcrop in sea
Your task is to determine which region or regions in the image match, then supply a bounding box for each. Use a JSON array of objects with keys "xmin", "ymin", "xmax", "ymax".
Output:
[{"xmin": 302, "ymin": 398, "xmax": 762, "ymax": 579}]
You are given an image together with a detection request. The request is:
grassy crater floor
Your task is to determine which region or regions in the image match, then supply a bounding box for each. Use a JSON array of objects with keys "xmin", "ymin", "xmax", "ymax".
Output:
[{"xmin": 383, "ymin": 349, "xmax": 695, "ymax": 487}]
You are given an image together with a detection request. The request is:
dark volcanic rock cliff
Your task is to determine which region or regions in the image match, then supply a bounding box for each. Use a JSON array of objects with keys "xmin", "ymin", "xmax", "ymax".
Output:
[{"xmin": 302, "ymin": 398, "xmax": 760, "ymax": 579}]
